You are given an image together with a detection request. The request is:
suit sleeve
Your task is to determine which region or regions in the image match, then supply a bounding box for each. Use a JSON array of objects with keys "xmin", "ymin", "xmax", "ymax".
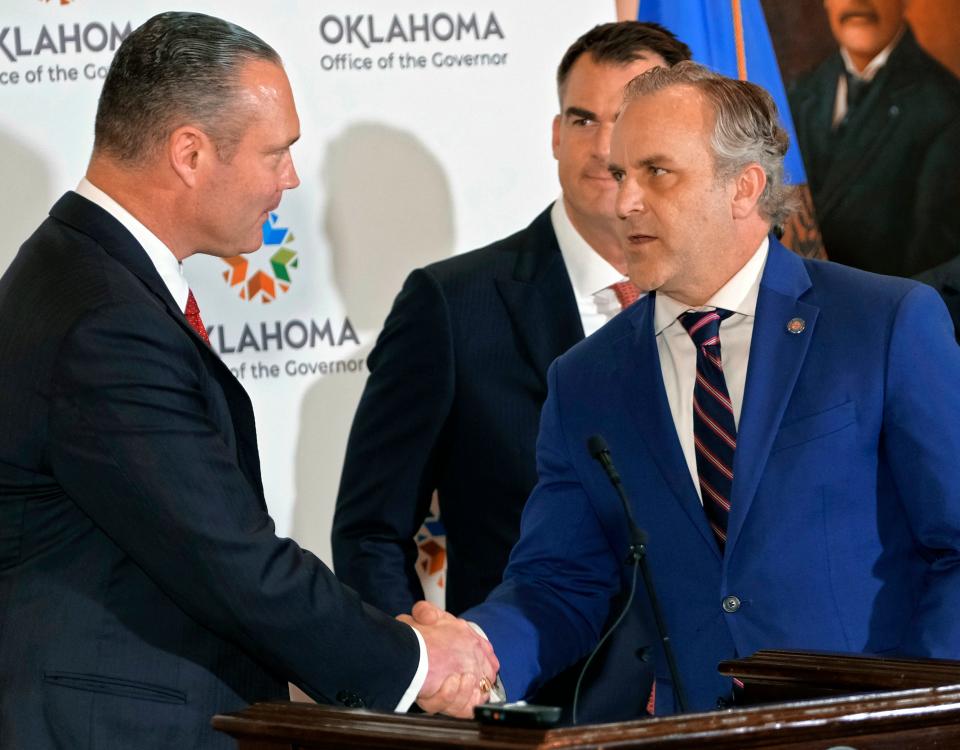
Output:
[
  {"xmin": 331, "ymin": 269, "xmax": 455, "ymax": 615},
  {"xmin": 883, "ymin": 283, "xmax": 960, "ymax": 656},
  {"xmin": 463, "ymin": 360, "xmax": 622, "ymax": 700},
  {"xmin": 47, "ymin": 301, "xmax": 420, "ymax": 710}
]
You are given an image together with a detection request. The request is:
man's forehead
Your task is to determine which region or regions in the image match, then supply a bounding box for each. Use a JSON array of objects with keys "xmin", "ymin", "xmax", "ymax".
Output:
[
  {"xmin": 611, "ymin": 90, "xmax": 712, "ymax": 159},
  {"xmin": 618, "ymin": 85, "xmax": 708, "ymax": 127}
]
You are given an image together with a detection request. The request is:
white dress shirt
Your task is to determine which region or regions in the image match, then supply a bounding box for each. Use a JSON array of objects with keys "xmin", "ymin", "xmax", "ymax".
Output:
[
  {"xmin": 73, "ymin": 177, "xmax": 428, "ymax": 711},
  {"xmin": 654, "ymin": 237, "xmax": 769, "ymax": 501},
  {"xmin": 551, "ymin": 198, "xmax": 641, "ymax": 336}
]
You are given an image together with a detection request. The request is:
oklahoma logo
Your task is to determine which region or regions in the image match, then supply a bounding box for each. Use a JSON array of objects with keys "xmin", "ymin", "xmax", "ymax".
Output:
[{"xmin": 222, "ymin": 213, "xmax": 299, "ymax": 303}]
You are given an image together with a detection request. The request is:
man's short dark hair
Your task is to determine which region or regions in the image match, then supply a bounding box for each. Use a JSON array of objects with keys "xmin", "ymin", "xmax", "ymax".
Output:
[
  {"xmin": 94, "ymin": 11, "xmax": 281, "ymax": 164},
  {"xmin": 557, "ymin": 21, "xmax": 692, "ymax": 96}
]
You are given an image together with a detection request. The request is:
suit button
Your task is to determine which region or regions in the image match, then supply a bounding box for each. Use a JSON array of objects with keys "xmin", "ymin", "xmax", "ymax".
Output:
[
  {"xmin": 722, "ymin": 595, "xmax": 741, "ymax": 613},
  {"xmin": 336, "ymin": 690, "xmax": 366, "ymax": 708}
]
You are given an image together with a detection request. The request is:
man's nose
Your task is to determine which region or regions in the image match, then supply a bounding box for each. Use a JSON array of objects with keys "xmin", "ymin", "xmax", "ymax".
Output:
[{"xmin": 615, "ymin": 177, "xmax": 645, "ymax": 219}]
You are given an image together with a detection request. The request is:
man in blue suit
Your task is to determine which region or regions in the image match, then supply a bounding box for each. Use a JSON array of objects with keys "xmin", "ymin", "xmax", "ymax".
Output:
[{"xmin": 423, "ymin": 60, "xmax": 960, "ymax": 715}]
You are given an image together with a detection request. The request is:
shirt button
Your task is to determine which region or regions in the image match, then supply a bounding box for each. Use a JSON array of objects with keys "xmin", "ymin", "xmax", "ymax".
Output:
[{"xmin": 722, "ymin": 595, "xmax": 741, "ymax": 613}]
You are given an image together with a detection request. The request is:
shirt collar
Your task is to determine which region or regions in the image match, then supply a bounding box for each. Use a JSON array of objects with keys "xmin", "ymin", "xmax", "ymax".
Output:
[
  {"xmin": 840, "ymin": 24, "xmax": 905, "ymax": 82},
  {"xmin": 75, "ymin": 177, "xmax": 190, "ymax": 312},
  {"xmin": 654, "ymin": 236, "xmax": 769, "ymax": 335},
  {"xmin": 551, "ymin": 197, "xmax": 626, "ymax": 298}
]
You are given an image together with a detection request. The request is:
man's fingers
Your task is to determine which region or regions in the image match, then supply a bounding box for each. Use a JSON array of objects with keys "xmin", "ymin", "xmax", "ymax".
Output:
[
  {"xmin": 417, "ymin": 673, "xmax": 463, "ymax": 714},
  {"xmin": 420, "ymin": 673, "xmax": 485, "ymax": 718}
]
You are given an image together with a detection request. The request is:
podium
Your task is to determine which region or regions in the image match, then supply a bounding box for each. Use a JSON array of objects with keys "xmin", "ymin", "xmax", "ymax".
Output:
[{"xmin": 213, "ymin": 652, "xmax": 960, "ymax": 749}]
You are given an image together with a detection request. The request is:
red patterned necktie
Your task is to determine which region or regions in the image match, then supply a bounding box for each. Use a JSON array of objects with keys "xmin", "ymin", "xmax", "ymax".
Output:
[
  {"xmin": 680, "ymin": 309, "xmax": 736, "ymax": 551},
  {"xmin": 185, "ymin": 289, "xmax": 211, "ymax": 346},
  {"xmin": 609, "ymin": 280, "xmax": 641, "ymax": 309}
]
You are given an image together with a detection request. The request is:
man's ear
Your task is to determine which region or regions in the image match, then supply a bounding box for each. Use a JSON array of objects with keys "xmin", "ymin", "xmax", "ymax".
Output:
[
  {"xmin": 551, "ymin": 114, "xmax": 561, "ymax": 160},
  {"xmin": 731, "ymin": 162, "xmax": 767, "ymax": 219},
  {"xmin": 168, "ymin": 125, "xmax": 210, "ymax": 188}
]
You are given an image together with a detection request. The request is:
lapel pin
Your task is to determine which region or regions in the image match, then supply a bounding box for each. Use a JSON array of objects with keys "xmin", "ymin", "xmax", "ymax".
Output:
[{"xmin": 786, "ymin": 317, "xmax": 806, "ymax": 335}]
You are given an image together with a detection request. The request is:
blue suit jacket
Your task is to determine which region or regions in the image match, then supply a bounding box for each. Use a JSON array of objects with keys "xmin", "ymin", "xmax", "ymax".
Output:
[{"xmin": 465, "ymin": 238, "xmax": 960, "ymax": 714}]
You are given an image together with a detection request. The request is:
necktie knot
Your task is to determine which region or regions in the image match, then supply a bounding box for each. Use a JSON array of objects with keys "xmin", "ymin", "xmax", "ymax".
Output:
[
  {"xmin": 680, "ymin": 309, "xmax": 732, "ymax": 349},
  {"xmin": 609, "ymin": 280, "xmax": 641, "ymax": 309}
]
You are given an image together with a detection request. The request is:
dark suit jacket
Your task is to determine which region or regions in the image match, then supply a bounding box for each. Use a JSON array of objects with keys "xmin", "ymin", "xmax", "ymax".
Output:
[
  {"xmin": 789, "ymin": 26, "xmax": 960, "ymax": 278},
  {"xmin": 332, "ymin": 206, "xmax": 584, "ymax": 616},
  {"xmin": 466, "ymin": 238, "xmax": 960, "ymax": 714},
  {"xmin": 0, "ymin": 193, "xmax": 420, "ymax": 749},
  {"xmin": 332, "ymin": 206, "xmax": 656, "ymax": 722}
]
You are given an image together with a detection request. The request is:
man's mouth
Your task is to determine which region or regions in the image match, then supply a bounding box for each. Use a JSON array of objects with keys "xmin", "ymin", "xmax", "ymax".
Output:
[
  {"xmin": 841, "ymin": 10, "xmax": 879, "ymax": 24},
  {"xmin": 625, "ymin": 232, "xmax": 656, "ymax": 245}
]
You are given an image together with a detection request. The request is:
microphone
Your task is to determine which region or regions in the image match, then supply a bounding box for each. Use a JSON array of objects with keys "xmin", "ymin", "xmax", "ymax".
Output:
[
  {"xmin": 572, "ymin": 434, "xmax": 688, "ymax": 720},
  {"xmin": 587, "ymin": 435, "xmax": 647, "ymax": 553}
]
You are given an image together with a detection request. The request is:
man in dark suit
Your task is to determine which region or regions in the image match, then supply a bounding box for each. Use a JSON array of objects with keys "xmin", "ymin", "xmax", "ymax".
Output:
[
  {"xmin": 331, "ymin": 22, "xmax": 691, "ymax": 618},
  {"xmin": 0, "ymin": 12, "xmax": 496, "ymax": 749},
  {"xmin": 418, "ymin": 61, "xmax": 960, "ymax": 715},
  {"xmin": 789, "ymin": 0, "xmax": 960, "ymax": 279}
]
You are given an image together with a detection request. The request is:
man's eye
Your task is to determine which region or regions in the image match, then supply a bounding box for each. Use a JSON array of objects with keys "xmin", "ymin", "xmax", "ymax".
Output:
[
  {"xmin": 572, "ymin": 118, "xmax": 594, "ymax": 127},
  {"xmin": 650, "ymin": 166, "xmax": 667, "ymax": 176},
  {"xmin": 610, "ymin": 170, "xmax": 624, "ymax": 183}
]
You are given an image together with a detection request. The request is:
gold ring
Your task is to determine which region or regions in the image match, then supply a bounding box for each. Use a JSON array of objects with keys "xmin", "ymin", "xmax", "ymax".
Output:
[{"xmin": 479, "ymin": 677, "xmax": 492, "ymax": 694}]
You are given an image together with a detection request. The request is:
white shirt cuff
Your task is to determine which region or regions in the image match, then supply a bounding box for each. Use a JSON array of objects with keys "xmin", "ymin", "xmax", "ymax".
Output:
[
  {"xmin": 467, "ymin": 621, "xmax": 506, "ymax": 703},
  {"xmin": 395, "ymin": 625, "xmax": 428, "ymax": 712}
]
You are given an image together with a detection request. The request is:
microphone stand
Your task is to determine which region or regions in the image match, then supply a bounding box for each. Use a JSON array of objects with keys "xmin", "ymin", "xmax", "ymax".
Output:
[{"xmin": 578, "ymin": 435, "xmax": 689, "ymax": 718}]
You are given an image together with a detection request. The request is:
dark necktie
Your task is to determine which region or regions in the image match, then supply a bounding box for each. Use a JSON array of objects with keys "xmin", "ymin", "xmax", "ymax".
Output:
[
  {"xmin": 185, "ymin": 289, "xmax": 211, "ymax": 346},
  {"xmin": 845, "ymin": 70, "xmax": 871, "ymax": 111},
  {"xmin": 680, "ymin": 309, "xmax": 736, "ymax": 551}
]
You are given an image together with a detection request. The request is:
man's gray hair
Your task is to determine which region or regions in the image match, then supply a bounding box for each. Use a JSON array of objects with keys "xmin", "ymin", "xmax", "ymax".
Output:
[
  {"xmin": 623, "ymin": 61, "xmax": 798, "ymax": 226},
  {"xmin": 94, "ymin": 11, "xmax": 281, "ymax": 163}
]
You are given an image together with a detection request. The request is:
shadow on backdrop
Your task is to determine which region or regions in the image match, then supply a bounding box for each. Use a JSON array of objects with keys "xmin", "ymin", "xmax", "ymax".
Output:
[
  {"xmin": 0, "ymin": 130, "xmax": 52, "ymax": 274},
  {"xmin": 291, "ymin": 123, "xmax": 455, "ymax": 565}
]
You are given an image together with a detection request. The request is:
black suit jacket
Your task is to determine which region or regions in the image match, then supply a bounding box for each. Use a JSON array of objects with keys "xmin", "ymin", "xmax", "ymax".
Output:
[
  {"xmin": 0, "ymin": 193, "xmax": 420, "ymax": 750},
  {"xmin": 332, "ymin": 206, "xmax": 583, "ymax": 616},
  {"xmin": 332, "ymin": 207, "xmax": 657, "ymax": 723},
  {"xmin": 789, "ymin": 26, "xmax": 960, "ymax": 278}
]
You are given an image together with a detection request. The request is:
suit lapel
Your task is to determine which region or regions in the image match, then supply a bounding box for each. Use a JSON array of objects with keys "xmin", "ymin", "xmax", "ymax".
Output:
[
  {"xmin": 726, "ymin": 240, "xmax": 817, "ymax": 555},
  {"xmin": 51, "ymin": 192, "xmax": 204, "ymax": 346},
  {"xmin": 617, "ymin": 296, "xmax": 722, "ymax": 560},
  {"xmin": 50, "ymin": 192, "xmax": 266, "ymax": 505},
  {"xmin": 495, "ymin": 206, "xmax": 584, "ymax": 384}
]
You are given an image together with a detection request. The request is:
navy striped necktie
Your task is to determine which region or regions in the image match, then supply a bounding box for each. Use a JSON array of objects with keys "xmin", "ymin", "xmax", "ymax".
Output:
[{"xmin": 680, "ymin": 309, "xmax": 736, "ymax": 551}]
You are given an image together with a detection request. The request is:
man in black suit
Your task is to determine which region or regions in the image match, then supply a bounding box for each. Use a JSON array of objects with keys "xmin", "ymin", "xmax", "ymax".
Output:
[
  {"xmin": 0, "ymin": 12, "xmax": 496, "ymax": 749},
  {"xmin": 789, "ymin": 0, "xmax": 960, "ymax": 279},
  {"xmin": 331, "ymin": 22, "xmax": 690, "ymax": 618}
]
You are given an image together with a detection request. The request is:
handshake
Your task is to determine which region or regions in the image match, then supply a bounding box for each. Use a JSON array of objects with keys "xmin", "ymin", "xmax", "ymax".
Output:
[{"xmin": 398, "ymin": 601, "xmax": 502, "ymax": 718}]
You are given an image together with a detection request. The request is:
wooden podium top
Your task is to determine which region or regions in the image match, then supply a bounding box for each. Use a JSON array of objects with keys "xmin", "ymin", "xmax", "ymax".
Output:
[
  {"xmin": 213, "ymin": 683, "xmax": 960, "ymax": 749},
  {"xmin": 718, "ymin": 649, "xmax": 960, "ymax": 704}
]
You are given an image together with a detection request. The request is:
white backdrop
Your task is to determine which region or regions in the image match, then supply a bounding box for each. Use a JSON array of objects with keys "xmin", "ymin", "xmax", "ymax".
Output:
[{"xmin": 0, "ymin": 1, "xmax": 613, "ymax": 592}]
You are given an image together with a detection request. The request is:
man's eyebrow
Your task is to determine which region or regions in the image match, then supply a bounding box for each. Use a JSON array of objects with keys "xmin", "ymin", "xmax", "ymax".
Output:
[
  {"xmin": 563, "ymin": 106, "xmax": 598, "ymax": 120},
  {"xmin": 607, "ymin": 160, "xmax": 624, "ymax": 173}
]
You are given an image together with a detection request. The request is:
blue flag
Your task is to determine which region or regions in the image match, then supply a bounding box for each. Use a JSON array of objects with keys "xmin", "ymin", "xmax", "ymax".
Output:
[{"xmin": 638, "ymin": 0, "xmax": 807, "ymax": 184}]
